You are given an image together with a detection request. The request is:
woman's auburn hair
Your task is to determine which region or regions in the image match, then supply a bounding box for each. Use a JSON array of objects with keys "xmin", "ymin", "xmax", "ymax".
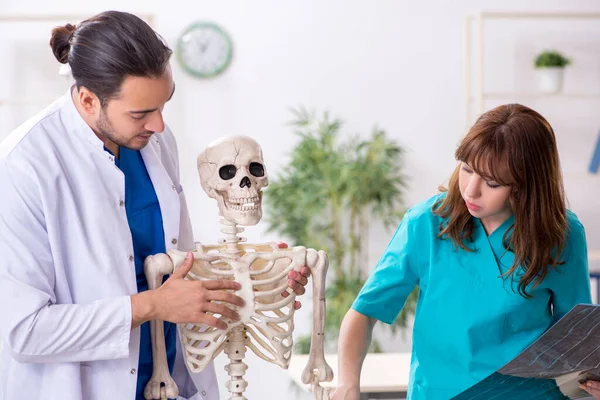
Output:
[{"xmin": 433, "ymin": 103, "xmax": 567, "ymax": 297}]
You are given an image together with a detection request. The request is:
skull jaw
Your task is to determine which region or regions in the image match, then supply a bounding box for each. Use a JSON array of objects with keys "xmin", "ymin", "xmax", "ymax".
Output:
[{"xmin": 215, "ymin": 191, "xmax": 263, "ymax": 226}]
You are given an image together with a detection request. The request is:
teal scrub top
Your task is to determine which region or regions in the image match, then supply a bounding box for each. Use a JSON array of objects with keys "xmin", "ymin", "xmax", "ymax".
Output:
[{"xmin": 352, "ymin": 193, "xmax": 591, "ymax": 400}]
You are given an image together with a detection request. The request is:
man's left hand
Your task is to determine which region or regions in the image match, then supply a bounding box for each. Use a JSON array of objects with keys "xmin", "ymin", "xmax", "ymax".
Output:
[{"xmin": 278, "ymin": 242, "xmax": 311, "ymax": 310}]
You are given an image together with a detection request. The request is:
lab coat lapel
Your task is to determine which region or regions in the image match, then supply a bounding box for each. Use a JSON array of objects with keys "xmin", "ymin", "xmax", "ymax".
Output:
[{"xmin": 140, "ymin": 139, "xmax": 180, "ymax": 251}]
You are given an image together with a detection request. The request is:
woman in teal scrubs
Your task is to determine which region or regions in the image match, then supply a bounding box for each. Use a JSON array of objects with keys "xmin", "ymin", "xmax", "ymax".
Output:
[{"xmin": 332, "ymin": 104, "xmax": 595, "ymax": 400}]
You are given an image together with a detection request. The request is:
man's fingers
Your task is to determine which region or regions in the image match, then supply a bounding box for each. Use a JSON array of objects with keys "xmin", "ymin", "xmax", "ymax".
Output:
[
  {"xmin": 288, "ymin": 270, "xmax": 308, "ymax": 286},
  {"xmin": 207, "ymin": 290, "xmax": 246, "ymax": 308},
  {"xmin": 203, "ymin": 302, "xmax": 240, "ymax": 324},
  {"xmin": 300, "ymin": 266, "xmax": 311, "ymax": 278},
  {"xmin": 172, "ymin": 252, "xmax": 194, "ymax": 279},
  {"xmin": 288, "ymin": 279, "xmax": 306, "ymax": 296},
  {"xmin": 198, "ymin": 314, "xmax": 228, "ymax": 330},
  {"xmin": 293, "ymin": 286, "xmax": 306, "ymax": 296},
  {"xmin": 202, "ymin": 279, "xmax": 241, "ymax": 292}
]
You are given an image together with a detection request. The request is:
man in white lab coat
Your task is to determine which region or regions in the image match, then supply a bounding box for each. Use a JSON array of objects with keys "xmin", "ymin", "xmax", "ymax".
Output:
[{"xmin": 0, "ymin": 10, "xmax": 309, "ymax": 400}]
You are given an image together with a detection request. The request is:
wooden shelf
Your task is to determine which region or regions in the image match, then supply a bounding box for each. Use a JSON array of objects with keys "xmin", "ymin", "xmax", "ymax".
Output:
[{"xmin": 464, "ymin": 12, "xmax": 600, "ymax": 125}]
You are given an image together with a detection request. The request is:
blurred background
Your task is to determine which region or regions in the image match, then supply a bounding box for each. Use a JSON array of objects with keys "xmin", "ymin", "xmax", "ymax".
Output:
[{"xmin": 1, "ymin": 1, "xmax": 599, "ymax": 399}]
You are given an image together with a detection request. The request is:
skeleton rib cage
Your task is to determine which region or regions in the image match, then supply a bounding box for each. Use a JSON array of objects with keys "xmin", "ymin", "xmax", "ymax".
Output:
[{"xmin": 171, "ymin": 242, "xmax": 307, "ymax": 373}]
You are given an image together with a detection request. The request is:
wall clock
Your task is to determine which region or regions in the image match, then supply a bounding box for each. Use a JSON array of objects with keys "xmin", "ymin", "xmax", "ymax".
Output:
[{"xmin": 177, "ymin": 22, "xmax": 233, "ymax": 79}]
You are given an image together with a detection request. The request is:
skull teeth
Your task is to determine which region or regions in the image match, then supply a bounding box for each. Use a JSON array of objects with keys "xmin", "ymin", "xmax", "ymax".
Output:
[{"xmin": 226, "ymin": 197, "xmax": 260, "ymax": 211}]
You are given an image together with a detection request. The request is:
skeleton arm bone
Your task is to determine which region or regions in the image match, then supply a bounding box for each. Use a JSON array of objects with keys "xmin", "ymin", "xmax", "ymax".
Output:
[
  {"xmin": 301, "ymin": 249, "xmax": 334, "ymax": 387},
  {"xmin": 143, "ymin": 254, "xmax": 179, "ymax": 400}
]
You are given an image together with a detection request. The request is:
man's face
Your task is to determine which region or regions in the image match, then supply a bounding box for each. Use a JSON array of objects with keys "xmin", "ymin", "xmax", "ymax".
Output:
[{"xmin": 95, "ymin": 67, "xmax": 175, "ymax": 150}]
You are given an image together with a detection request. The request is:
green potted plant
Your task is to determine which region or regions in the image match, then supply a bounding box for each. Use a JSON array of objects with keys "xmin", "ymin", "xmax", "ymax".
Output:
[
  {"xmin": 264, "ymin": 107, "xmax": 417, "ymax": 354},
  {"xmin": 534, "ymin": 49, "xmax": 571, "ymax": 93}
]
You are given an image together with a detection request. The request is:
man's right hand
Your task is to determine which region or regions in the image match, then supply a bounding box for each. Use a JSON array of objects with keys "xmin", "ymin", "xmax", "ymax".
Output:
[{"xmin": 131, "ymin": 252, "xmax": 245, "ymax": 329}]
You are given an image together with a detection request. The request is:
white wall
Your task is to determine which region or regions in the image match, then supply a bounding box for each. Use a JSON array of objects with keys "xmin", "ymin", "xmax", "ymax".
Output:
[{"xmin": 2, "ymin": 1, "xmax": 600, "ymax": 399}]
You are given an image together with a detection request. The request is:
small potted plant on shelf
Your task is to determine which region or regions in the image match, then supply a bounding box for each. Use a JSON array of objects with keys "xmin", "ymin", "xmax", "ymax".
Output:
[{"xmin": 534, "ymin": 49, "xmax": 571, "ymax": 93}]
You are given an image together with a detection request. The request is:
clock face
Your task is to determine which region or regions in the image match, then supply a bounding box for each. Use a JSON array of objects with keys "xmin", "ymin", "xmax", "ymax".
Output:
[{"xmin": 177, "ymin": 22, "xmax": 233, "ymax": 78}]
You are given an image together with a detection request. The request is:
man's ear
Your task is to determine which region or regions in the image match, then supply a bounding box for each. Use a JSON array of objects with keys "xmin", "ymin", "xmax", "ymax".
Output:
[{"xmin": 76, "ymin": 87, "xmax": 101, "ymax": 116}]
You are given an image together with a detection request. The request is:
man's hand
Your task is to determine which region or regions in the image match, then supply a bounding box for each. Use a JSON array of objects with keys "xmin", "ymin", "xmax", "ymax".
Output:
[
  {"xmin": 278, "ymin": 242, "xmax": 312, "ymax": 310},
  {"xmin": 580, "ymin": 381, "xmax": 600, "ymax": 399},
  {"xmin": 132, "ymin": 252, "xmax": 245, "ymax": 329}
]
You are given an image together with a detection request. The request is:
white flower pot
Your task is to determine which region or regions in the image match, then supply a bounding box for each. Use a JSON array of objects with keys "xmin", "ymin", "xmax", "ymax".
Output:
[{"xmin": 535, "ymin": 67, "xmax": 565, "ymax": 93}]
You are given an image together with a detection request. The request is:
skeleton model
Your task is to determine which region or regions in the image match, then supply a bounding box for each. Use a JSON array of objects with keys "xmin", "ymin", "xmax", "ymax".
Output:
[{"xmin": 143, "ymin": 135, "xmax": 334, "ymax": 400}]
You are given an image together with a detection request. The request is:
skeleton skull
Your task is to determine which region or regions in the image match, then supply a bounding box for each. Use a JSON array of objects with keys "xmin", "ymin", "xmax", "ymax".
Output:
[{"xmin": 197, "ymin": 135, "xmax": 268, "ymax": 226}]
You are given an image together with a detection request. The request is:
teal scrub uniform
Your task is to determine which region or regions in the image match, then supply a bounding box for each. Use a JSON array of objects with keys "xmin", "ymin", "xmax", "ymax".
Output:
[{"xmin": 352, "ymin": 193, "xmax": 591, "ymax": 399}]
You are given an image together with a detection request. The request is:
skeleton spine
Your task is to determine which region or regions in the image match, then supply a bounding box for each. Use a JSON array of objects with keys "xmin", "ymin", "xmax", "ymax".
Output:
[
  {"xmin": 224, "ymin": 326, "xmax": 249, "ymax": 400},
  {"xmin": 219, "ymin": 216, "xmax": 246, "ymax": 254}
]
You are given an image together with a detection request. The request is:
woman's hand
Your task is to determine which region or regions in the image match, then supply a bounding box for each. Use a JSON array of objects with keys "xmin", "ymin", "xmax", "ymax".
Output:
[
  {"xmin": 330, "ymin": 385, "xmax": 360, "ymax": 400},
  {"xmin": 580, "ymin": 380, "xmax": 600, "ymax": 399}
]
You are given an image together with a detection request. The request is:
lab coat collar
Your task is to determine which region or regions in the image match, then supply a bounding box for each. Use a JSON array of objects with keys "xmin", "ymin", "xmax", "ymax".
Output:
[{"xmin": 60, "ymin": 88, "xmax": 106, "ymax": 151}]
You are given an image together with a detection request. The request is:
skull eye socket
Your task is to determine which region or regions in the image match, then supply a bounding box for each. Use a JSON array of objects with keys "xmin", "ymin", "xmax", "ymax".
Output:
[
  {"xmin": 249, "ymin": 162, "xmax": 264, "ymax": 177},
  {"xmin": 219, "ymin": 165, "xmax": 237, "ymax": 180}
]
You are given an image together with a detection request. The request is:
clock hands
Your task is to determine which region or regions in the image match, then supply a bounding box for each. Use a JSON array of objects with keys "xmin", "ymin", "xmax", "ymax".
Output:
[{"xmin": 195, "ymin": 41, "xmax": 209, "ymax": 53}]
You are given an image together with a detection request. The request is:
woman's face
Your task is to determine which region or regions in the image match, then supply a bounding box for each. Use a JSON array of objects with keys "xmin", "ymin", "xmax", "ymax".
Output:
[{"xmin": 458, "ymin": 161, "xmax": 512, "ymax": 233}]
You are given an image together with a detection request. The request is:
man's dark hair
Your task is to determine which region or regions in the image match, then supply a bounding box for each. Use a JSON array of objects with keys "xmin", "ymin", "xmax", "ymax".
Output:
[{"xmin": 50, "ymin": 11, "xmax": 172, "ymax": 107}]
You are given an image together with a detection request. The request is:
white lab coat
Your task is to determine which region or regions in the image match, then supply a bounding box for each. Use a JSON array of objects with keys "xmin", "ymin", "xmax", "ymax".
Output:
[{"xmin": 0, "ymin": 91, "xmax": 219, "ymax": 400}]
